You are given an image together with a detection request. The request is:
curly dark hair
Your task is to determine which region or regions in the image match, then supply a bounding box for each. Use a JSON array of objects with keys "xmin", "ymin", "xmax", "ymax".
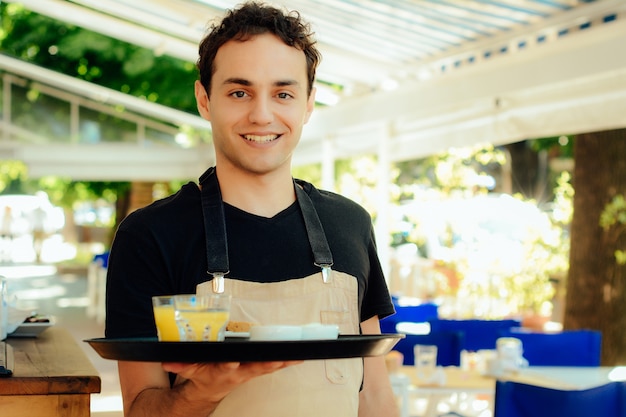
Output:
[{"xmin": 197, "ymin": 1, "xmax": 321, "ymax": 97}]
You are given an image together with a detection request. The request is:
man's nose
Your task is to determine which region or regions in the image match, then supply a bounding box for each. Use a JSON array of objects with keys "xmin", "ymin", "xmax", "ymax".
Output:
[{"xmin": 248, "ymin": 97, "xmax": 274, "ymax": 124}]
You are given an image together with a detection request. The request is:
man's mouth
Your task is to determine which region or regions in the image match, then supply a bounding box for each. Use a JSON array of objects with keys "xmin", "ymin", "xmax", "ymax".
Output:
[{"xmin": 243, "ymin": 134, "xmax": 279, "ymax": 143}]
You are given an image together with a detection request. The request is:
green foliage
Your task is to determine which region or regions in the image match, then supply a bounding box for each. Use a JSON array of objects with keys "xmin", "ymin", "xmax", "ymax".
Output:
[
  {"xmin": 292, "ymin": 164, "xmax": 322, "ymax": 185},
  {"xmin": 551, "ymin": 171, "xmax": 575, "ymax": 225},
  {"xmin": 505, "ymin": 220, "xmax": 567, "ymax": 314},
  {"xmin": 529, "ymin": 135, "xmax": 574, "ymax": 158},
  {"xmin": 0, "ymin": 160, "xmax": 30, "ymax": 194},
  {"xmin": 600, "ymin": 194, "xmax": 626, "ymax": 265},
  {"xmin": 395, "ymin": 143, "xmax": 505, "ymax": 199},
  {"xmin": 335, "ymin": 156, "xmax": 387, "ymax": 215},
  {"xmin": 41, "ymin": 178, "xmax": 130, "ymax": 210},
  {"xmin": 0, "ymin": 160, "xmax": 128, "ymax": 229},
  {"xmin": 0, "ymin": 2, "xmax": 206, "ymax": 213},
  {"xmin": 600, "ymin": 194, "xmax": 626, "ymax": 229},
  {"xmin": 0, "ymin": 3, "xmax": 198, "ymax": 113},
  {"xmin": 390, "ymin": 143, "xmax": 572, "ymax": 316}
]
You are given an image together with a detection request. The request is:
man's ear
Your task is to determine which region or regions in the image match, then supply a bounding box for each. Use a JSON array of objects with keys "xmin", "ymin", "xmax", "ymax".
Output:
[
  {"xmin": 195, "ymin": 80, "xmax": 211, "ymax": 121},
  {"xmin": 304, "ymin": 87, "xmax": 316, "ymax": 124}
]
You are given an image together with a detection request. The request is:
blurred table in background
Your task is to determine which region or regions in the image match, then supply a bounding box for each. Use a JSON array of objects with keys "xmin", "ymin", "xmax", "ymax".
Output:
[
  {"xmin": 399, "ymin": 365, "xmax": 494, "ymax": 392},
  {"xmin": 394, "ymin": 366, "xmax": 495, "ymax": 417},
  {"xmin": 497, "ymin": 366, "xmax": 625, "ymax": 391},
  {"xmin": 493, "ymin": 366, "xmax": 626, "ymax": 417},
  {"xmin": 391, "ymin": 365, "xmax": 626, "ymax": 417},
  {"xmin": 1, "ymin": 327, "xmax": 101, "ymax": 417}
]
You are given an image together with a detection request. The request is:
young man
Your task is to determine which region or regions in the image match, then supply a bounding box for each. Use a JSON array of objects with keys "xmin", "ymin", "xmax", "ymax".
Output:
[{"xmin": 105, "ymin": 2, "xmax": 398, "ymax": 416}]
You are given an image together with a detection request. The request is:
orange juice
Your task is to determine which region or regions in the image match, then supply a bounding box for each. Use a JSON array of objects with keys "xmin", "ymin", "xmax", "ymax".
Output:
[
  {"xmin": 174, "ymin": 294, "xmax": 231, "ymax": 341},
  {"xmin": 153, "ymin": 305, "xmax": 180, "ymax": 341},
  {"xmin": 177, "ymin": 309, "xmax": 230, "ymax": 341},
  {"xmin": 206, "ymin": 309, "xmax": 230, "ymax": 341}
]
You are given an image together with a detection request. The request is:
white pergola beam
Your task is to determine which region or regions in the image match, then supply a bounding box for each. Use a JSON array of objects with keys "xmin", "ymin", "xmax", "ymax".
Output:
[
  {"xmin": 2, "ymin": 142, "xmax": 215, "ymax": 181},
  {"xmin": 295, "ymin": 18, "xmax": 626, "ymax": 164}
]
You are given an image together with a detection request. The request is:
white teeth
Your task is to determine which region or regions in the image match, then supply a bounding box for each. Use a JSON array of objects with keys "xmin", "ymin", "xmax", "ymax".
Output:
[{"xmin": 244, "ymin": 134, "xmax": 278, "ymax": 143}]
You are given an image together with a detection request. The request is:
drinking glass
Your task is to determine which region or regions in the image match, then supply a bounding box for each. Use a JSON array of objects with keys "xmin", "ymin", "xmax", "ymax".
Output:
[
  {"xmin": 496, "ymin": 337, "xmax": 527, "ymax": 371},
  {"xmin": 174, "ymin": 294, "xmax": 231, "ymax": 341},
  {"xmin": 152, "ymin": 295, "xmax": 181, "ymax": 341},
  {"xmin": 414, "ymin": 344, "xmax": 438, "ymax": 382}
]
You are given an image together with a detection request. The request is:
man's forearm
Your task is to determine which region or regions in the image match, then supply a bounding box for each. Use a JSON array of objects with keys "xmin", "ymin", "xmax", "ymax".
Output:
[
  {"xmin": 358, "ymin": 318, "xmax": 400, "ymax": 417},
  {"xmin": 358, "ymin": 383, "xmax": 400, "ymax": 417},
  {"xmin": 126, "ymin": 380, "xmax": 219, "ymax": 417}
]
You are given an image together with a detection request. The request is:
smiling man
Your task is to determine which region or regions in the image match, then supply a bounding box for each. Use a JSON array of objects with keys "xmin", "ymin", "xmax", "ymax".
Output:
[{"xmin": 105, "ymin": 2, "xmax": 398, "ymax": 416}]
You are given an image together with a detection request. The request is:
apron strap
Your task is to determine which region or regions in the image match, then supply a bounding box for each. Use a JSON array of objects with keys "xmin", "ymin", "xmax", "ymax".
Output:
[
  {"xmin": 294, "ymin": 182, "xmax": 334, "ymax": 282},
  {"xmin": 199, "ymin": 167, "xmax": 229, "ymax": 292},
  {"xmin": 198, "ymin": 167, "xmax": 335, "ymax": 290}
]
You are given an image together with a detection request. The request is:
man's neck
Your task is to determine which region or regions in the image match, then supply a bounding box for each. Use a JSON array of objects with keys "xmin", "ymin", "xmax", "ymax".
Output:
[{"xmin": 214, "ymin": 165, "xmax": 296, "ymax": 218}]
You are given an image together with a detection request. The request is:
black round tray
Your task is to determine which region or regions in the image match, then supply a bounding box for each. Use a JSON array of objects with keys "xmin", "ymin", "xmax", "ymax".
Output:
[{"xmin": 85, "ymin": 334, "xmax": 404, "ymax": 362}]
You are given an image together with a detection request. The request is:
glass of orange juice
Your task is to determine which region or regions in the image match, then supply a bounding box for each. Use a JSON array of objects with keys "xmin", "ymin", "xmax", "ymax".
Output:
[
  {"xmin": 174, "ymin": 294, "xmax": 231, "ymax": 341},
  {"xmin": 152, "ymin": 295, "xmax": 181, "ymax": 341}
]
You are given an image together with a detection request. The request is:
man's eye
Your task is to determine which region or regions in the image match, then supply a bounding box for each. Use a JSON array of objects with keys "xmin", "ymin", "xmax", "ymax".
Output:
[
  {"xmin": 277, "ymin": 92, "xmax": 293, "ymax": 99},
  {"xmin": 231, "ymin": 91, "xmax": 247, "ymax": 98}
]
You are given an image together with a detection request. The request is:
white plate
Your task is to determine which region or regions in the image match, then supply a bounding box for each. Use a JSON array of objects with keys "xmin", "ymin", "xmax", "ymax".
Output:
[
  {"xmin": 249, "ymin": 325, "xmax": 302, "ymax": 341},
  {"xmin": 225, "ymin": 331, "xmax": 250, "ymax": 338},
  {"xmin": 9, "ymin": 319, "xmax": 54, "ymax": 338}
]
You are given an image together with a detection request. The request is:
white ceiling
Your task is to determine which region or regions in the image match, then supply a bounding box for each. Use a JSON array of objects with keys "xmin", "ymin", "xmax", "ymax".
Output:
[
  {"xmin": 2, "ymin": 0, "xmax": 626, "ymax": 180},
  {"xmin": 10, "ymin": 0, "xmax": 617, "ymax": 102}
]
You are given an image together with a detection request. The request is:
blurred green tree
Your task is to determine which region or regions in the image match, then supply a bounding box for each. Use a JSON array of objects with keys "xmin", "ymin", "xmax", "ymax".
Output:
[
  {"xmin": 0, "ymin": 4, "xmax": 194, "ymax": 247},
  {"xmin": 1, "ymin": 3, "xmax": 198, "ymax": 113}
]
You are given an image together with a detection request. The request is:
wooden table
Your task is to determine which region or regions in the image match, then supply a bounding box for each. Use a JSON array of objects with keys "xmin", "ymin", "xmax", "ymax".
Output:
[
  {"xmin": 0, "ymin": 327, "xmax": 101, "ymax": 417},
  {"xmin": 398, "ymin": 365, "xmax": 494, "ymax": 393},
  {"xmin": 498, "ymin": 366, "xmax": 623, "ymax": 390},
  {"xmin": 393, "ymin": 366, "xmax": 495, "ymax": 417}
]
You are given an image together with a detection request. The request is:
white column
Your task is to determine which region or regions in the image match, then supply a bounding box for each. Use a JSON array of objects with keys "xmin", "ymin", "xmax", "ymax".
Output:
[
  {"xmin": 321, "ymin": 135, "xmax": 335, "ymax": 192},
  {"xmin": 375, "ymin": 124, "xmax": 393, "ymax": 279},
  {"xmin": 70, "ymin": 100, "xmax": 79, "ymax": 143}
]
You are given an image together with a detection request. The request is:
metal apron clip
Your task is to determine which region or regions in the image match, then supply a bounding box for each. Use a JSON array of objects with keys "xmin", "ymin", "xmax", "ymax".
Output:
[
  {"xmin": 316, "ymin": 264, "xmax": 333, "ymax": 283},
  {"xmin": 209, "ymin": 272, "xmax": 227, "ymax": 293}
]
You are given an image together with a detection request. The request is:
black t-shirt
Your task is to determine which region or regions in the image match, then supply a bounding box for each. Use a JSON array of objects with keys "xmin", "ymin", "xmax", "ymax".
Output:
[{"xmin": 105, "ymin": 178, "xmax": 394, "ymax": 338}]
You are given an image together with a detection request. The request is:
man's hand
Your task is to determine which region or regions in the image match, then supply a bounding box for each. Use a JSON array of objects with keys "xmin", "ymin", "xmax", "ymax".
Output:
[
  {"xmin": 162, "ymin": 361, "xmax": 303, "ymax": 403},
  {"xmin": 119, "ymin": 359, "xmax": 302, "ymax": 417}
]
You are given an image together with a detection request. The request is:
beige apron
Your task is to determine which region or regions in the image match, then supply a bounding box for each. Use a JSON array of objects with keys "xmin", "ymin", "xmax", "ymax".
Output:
[
  {"xmin": 195, "ymin": 168, "xmax": 363, "ymax": 416},
  {"xmin": 197, "ymin": 271, "xmax": 363, "ymax": 417}
]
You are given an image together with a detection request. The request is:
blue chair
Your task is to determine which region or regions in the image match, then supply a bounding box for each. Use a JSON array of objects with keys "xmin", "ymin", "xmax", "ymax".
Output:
[
  {"xmin": 87, "ymin": 251, "xmax": 110, "ymax": 324},
  {"xmin": 428, "ymin": 318, "xmax": 521, "ymax": 351},
  {"xmin": 392, "ymin": 331, "xmax": 464, "ymax": 366},
  {"xmin": 494, "ymin": 380, "xmax": 626, "ymax": 417},
  {"xmin": 380, "ymin": 315, "xmax": 399, "ymax": 334},
  {"xmin": 380, "ymin": 302, "xmax": 438, "ymax": 334},
  {"xmin": 93, "ymin": 251, "xmax": 110, "ymax": 268},
  {"xmin": 499, "ymin": 328, "xmax": 602, "ymax": 366}
]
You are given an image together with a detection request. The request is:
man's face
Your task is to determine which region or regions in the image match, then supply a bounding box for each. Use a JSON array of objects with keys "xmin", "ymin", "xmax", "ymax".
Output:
[{"xmin": 195, "ymin": 33, "xmax": 315, "ymax": 176}]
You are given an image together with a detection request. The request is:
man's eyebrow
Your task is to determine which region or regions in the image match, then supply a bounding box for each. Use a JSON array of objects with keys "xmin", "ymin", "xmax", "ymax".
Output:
[
  {"xmin": 223, "ymin": 77, "xmax": 251, "ymax": 86},
  {"xmin": 275, "ymin": 79, "xmax": 299, "ymax": 87},
  {"xmin": 222, "ymin": 78, "xmax": 300, "ymax": 87}
]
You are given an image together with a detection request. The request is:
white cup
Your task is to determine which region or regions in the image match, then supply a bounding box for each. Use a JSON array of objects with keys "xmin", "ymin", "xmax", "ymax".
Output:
[
  {"xmin": 414, "ymin": 344, "xmax": 438, "ymax": 382},
  {"xmin": 496, "ymin": 337, "xmax": 527, "ymax": 371}
]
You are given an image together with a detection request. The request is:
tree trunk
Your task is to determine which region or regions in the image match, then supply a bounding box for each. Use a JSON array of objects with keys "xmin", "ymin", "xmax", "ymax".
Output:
[
  {"xmin": 504, "ymin": 141, "xmax": 542, "ymax": 200},
  {"xmin": 564, "ymin": 129, "xmax": 626, "ymax": 365}
]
